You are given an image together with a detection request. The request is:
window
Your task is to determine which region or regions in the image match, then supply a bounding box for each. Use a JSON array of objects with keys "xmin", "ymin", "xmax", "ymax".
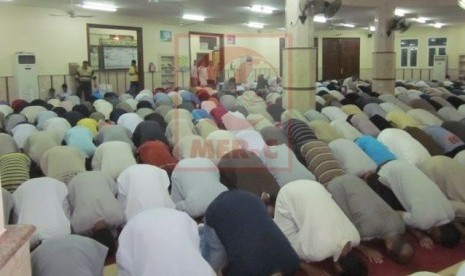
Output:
[
  {"xmin": 400, "ymin": 39, "xmax": 418, "ymax": 67},
  {"xmin": 428, "ymin": 38, "xmax": 447, "ymax": 67}
]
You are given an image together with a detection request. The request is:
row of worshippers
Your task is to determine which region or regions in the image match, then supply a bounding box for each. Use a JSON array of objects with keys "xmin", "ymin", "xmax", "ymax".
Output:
[
  {"xmin": 11, "ymin": 134, "xmax": 465, "ymax": 276},
  {"xmin": 2, "ymin": 78, "xmax": 464, "ymax": 272},
  {"xmin": 3, "ymin": 121, "xmax": 464, "ymax": 276}
]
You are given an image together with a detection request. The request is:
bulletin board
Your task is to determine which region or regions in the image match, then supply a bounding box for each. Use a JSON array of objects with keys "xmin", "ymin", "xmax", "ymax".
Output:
[{"xmin": 101, "ymin": 46, "xmax": 138, "ymax": 70}]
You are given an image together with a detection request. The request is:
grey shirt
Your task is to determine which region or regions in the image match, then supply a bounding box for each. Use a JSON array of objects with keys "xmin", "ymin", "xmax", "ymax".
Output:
[
  {"xmin": 68, "ymin": 171, "xmax": 124, "ymax": 234},
  {"xmin": 326, "ymin": 174, "xmax": 405, "ymax": 240}
]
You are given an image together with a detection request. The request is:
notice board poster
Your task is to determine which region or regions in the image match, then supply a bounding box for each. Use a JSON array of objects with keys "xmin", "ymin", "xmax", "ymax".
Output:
[{"xmin": 102, "ymin": 46, "xmax": 138, "ymax": 70}]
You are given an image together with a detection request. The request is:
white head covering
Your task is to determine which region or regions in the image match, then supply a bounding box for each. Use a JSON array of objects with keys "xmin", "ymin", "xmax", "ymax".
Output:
[
  {"xmin": 93, "ymin": 99, "xmax": 113, "ymax": 120},
  {"xmin": 117, "ymin": 164, "xmax": 174, "ymax": 221},
  {"xmin": 11, "ymin": 124, "xmax": 38, "ymax": 149},
  {"xmin": 91, "ymin": 141, "xmax": 137, "ymax": 180},
  {"xmin": 117, "ymin": 208, "xmax": 215, "ymax": 276},
  {"xmin": 31, "ymin": 235, "xmax": 108, "ymax": 276},
  {"xmin": 234, "ymin": 129, "xmax": 266, "ymax": 155},
  {"xmin": 13, "ymin": 177, "xmax": 70, "ymax": 245},
  {"xmin": 41, "ymin": 117, "xmax": 72, "ymax": 142},
  {"xmin": 23, "ymin": 131, "xmax": 62, "ymax": 164},
  {"xmin": 117, "ymin": 113, "xmax": 143, "ymax": 134}
]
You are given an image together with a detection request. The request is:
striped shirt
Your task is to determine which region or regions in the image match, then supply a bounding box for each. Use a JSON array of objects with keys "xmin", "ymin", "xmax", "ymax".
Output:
[
  {"xmin": 0, "ymin": 153, "xmax": 31, "ymax": 192},
  {"xmin": 300, "ymin": 140, "xmax": 344, "ymax": 185}
]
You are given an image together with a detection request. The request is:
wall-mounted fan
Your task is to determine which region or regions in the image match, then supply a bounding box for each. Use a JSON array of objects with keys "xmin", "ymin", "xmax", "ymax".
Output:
[
  {"xmin": 298, "ymin": 0, "xmax": 341, "ymax": 24},
  {"xmin": 386, "ymin": 16, "xmax": 411, "ymax": 37}
]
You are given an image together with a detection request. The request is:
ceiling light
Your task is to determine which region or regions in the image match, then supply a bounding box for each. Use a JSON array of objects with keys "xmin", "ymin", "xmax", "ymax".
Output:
[
  {"xmin": 247, "ymin": 22, "xmax": 264, "ymax": 29},
  {"xmin": 395, "ymin": 9, "xmax": 406, "ymax": 17},
  {"xmin": 182, "ymin": 14, "xmax": 205, "ymax": 21},
  {"xmin": 415, "ymin": 17, "xmax": 427, "ymax": 23},
  {"xmin": 459, "ymin": 0, "xmax": 465, "ymax": 9},
  {"xmin": 432, "ymin": 22, "xmax": 444, "ymax": 28},
  {"xmin": 369, "ymin": 26, "xmax": 376, "ymax": 32},
  {"xmin": 313, "ymin": 15, "xmax": 327, "ymax": 23},
  {"xmin": 81, "ymin": 2, "xmax": 117, "ymax": 12},
  {"xmin": 341, "ymin": 23, "xmax": 355, "ymax": 28},
  {"xmin": 250, "ymin": 5, "xmax": 274, "ymax": 14}
]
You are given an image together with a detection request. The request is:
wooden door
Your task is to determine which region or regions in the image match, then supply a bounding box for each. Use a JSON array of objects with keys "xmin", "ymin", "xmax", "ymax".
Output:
[
  {"xmin": 322, "ymin": 38, "xmax": 360, "ymax": 80},
  {"xmin": 341, "ymin": 38, "xmax": 360, "ymax": 78}
]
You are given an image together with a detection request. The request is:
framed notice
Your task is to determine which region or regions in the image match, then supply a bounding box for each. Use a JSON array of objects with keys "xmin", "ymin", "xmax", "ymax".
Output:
[
  {"xmin": 226, "ymin": 35, "xmax": 235, "ymax": 45},
  {"xmin": 160, "ymin": 30, "xmax": 172, "ymax": 42}
]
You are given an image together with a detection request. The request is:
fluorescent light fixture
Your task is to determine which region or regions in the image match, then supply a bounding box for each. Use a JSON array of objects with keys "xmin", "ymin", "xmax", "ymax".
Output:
[
  {"xmin": 182, "ymin": 14, "xmax": 205, "ymax": 21},
  {"xmin": 341, "ymin": 23, "xmax": 355, "ymax": 28},
  {"xmin": 369, "ymin": 25, "xmax": 376, "ymax": 32},
  {"xmin": 247, "ymin": 22, "xmax": 264, "ymax": 29},
  {"xmin": 415, "ymin": 17, "xmax": 427, "ymax": 23},
  {"xmin": 250, "ymin": 5, "xmax": 274, "ymax": 14},
  {"xmin": 81, "ymin": 2, "xmax": 117, "ymax": 12},
  {"xmin": 313, "ymin": 15, "xmax": 327, "ymax": 23},
  {"xmin": 432, "ymin": 22, "xmax": 444, "ymax": 28},
  {"xmin": 459, "ymin": 0, "xmax": 465, "ymax": 9},
  {"xmin": 395, "ymin": 9, "xmax": 406, "ymax": 16}
]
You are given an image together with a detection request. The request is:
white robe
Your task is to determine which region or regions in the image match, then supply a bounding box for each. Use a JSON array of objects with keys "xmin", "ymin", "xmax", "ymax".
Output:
[
  {"xmin": 378, "ymin": 160, "xmax": 455, "ymax": 230},
  {"xmin": 117, "ymin": 208, "xmax": 215, "ymax": 276},
  {"xmin": 274, "ymin": 180, "xmax": 360, "ymax": 262}
]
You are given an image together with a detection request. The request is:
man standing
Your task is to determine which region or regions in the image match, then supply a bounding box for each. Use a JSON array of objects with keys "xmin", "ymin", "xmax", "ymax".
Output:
[
  {"xmin": 128, "ymin": 60, "xmax": 139, "ymax": 97},
  {"xmin": 75, "ymin": 61, "xmax": 95, "ymax": 101}
]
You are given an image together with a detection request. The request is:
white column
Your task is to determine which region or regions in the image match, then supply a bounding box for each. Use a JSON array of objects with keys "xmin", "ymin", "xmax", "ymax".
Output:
[
  {"xmin": 282, "ymin": 0, "xmax": 317, "ymax": 113},
  {"xmin": 372, "ymin": 1, "xmax": 396, "ymax": 94}
]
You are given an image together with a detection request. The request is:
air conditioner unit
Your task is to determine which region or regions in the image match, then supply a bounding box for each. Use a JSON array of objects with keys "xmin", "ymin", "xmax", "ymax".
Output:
[
  {"xmin": 432, "ymin": 55, "xmax": 447, "ymax": 82},
  {"xmin": 14, "ymin": 52, "xmax": 39, "ymax": 101}
]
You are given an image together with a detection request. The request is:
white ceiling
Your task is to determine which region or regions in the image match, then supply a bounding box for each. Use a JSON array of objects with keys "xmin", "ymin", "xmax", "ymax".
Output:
[{"xmin": 7, "ymin": 0, "xmax": 465, "ymax": 30}]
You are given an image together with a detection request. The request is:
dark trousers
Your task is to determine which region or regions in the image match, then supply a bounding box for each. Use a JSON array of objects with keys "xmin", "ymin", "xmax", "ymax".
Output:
[
  {"xmin": 78, "ymin": 81, "xmax": 92, "ymax": 102},
  {"xmin": 130, "ymin": 81, "xmax": 139, "ymax": 97},
  {"xmin": 367, "ymin": 177, "xmax": 406, "ymax": 211}
]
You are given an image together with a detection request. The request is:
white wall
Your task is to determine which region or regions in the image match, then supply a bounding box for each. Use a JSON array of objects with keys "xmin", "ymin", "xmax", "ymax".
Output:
[{"xmin": 2, "ymin": 4, "xmax": 465, "ymax": 99}]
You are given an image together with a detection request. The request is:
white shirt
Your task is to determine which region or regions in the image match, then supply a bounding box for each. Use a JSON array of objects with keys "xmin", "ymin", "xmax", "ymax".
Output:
[
  {"xmin": 321, "ymin": 106, "xmax": 348, "ymax": 121},
  {"xmin": 274, "ymin": 180, "xmax": 360, "ymax": 262},
  {"xmin": 328, "ymin": 139, "xmax": 377, "ymax": 177},
  {"xmin": 117, "ymin": 208, "xmax": 215, "ymax": 276},
  {"xmin": 117, "ymin": 164, "xmax": 174, "ymax": 222},
  {"xmin": 378, "ymin": 160, "xmax": 455, "ymax": 230},
  {"xmin": 377, "ymin": 128, "xmax": 431, "ymax": 166},
  {"xmin": 13, "ymin": 177, "xmax": 70, "ymax": 244},
  {"xmin": 259, "ymin": 144, "xmax": 315, "ymax": 187},
  {"xmin": 330, "ymin": 119, "xmax": 363, "ymax": 141}
]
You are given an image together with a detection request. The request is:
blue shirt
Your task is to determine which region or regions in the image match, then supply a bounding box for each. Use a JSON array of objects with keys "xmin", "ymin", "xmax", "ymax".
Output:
[{"xmin": 355, "ymin": 135, "xmax": 396, "ymax": 166}]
